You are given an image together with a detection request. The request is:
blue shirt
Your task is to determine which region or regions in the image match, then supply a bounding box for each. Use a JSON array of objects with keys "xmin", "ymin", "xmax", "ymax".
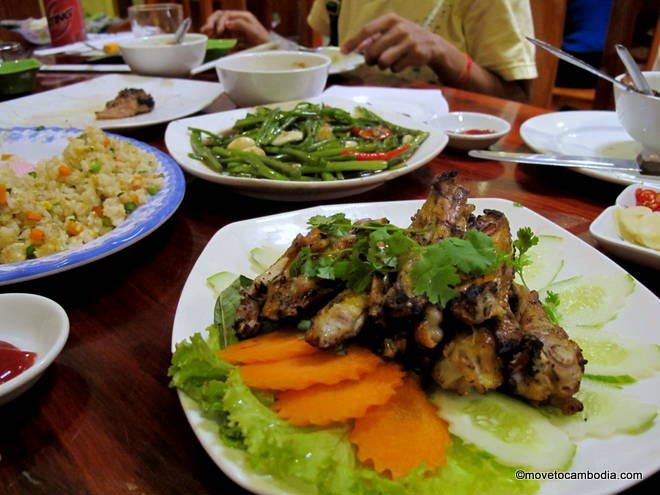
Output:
[{"xmin": 562, "ymin": 0, "xmax": 613, "ymax": 54}]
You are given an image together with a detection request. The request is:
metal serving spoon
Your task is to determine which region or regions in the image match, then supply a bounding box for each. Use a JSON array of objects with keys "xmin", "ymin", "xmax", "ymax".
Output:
[
  {"xmin": 527, "ymin": 37, "xmax": 632, "ymax": 92},
  {"xmin": 615, "ymin": 44, "xmax": 655, "ymax": 96},
  {"xmin": 173, "ymin": 18, "xmax": 192, "ymax": 45}
]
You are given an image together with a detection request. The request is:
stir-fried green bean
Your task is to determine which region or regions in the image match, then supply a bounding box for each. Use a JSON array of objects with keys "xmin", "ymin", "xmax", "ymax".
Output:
[{"xmin": 187, "ymin": 102, "xmax": 428, "ymax": 182}]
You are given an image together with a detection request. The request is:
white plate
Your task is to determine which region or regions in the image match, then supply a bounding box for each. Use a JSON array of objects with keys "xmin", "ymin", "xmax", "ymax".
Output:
[
  {"xmin": 172, "ymin": 198, "xmax": 660, "ymax": 495},
  {"xmin": 165, "ymin": 96, "xmax": 448, "ymax": 201},
  {"xmin": 590, "ymin": 183, "xmax": 660, "ymax": 269},
  {"xmin": 520, "ymin": 111, "xmax": 659, "ymax": 186},
  {"xmin": 0, "ymin": 74, "xmax": 222, "ymax": 130},
  {"xmin": 0, "ymin": 127, "xmax": 185, "ymax": 285},
  {"xmin": 321, "ymin": 85, "xmax": 449, "ymax": 126},
  {"xmin": 317, "ymin": 46, "xmax": 365, "ymax": 74}
]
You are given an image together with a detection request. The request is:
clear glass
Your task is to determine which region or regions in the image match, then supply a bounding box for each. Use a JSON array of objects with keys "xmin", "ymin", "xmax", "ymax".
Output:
[{"xmin": 128, "ymin": 3, "xmax": 184, "ymax": 38}]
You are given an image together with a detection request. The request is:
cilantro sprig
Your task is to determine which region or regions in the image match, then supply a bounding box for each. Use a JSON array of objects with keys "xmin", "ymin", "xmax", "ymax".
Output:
[
  {"xmin": 511, "ymin": 227, "xmax": 539, "ymax": 287},
  {"xmin": 543, "ymin": 291, "xmax": 561, "ymax": 325}
]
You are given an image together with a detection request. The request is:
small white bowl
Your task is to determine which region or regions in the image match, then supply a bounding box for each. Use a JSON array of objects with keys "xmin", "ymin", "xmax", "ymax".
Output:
[
  {"xmin": 590, "ymin": 183, "xmax": 660, "ymax": 269},
  {"xmin": 0, "ymin": 293, "xmax": 69, "ymax": 405},
  {"xmin": 215, "ymin": 50, "xmax": 331, "ymax": 107},
  {"xmin": 120, "ymin": 33, "xmax": 207, "ymax": 77},
  {"xmin": 613, "ymin": 71, "xmax": 660, "ymax": 154},
  {"xmin": 433, "ymin": 112, "xmax": 511, "ymax": 150}
]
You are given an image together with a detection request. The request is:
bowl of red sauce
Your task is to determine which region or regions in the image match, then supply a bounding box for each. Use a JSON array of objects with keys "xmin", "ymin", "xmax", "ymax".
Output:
[
  {"xmin": 0, "ymin": 293, "xmax": 68, "ymax": 404},
  {"xmin": 435, "ymin": 112, "xmax": 511, "ymax": 150}
]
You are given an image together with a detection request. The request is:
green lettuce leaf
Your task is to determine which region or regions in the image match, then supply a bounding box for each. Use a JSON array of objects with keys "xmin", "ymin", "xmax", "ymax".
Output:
[{"xmin": 213, "ymin": 275, "xmax": 253, "ymax": 349}]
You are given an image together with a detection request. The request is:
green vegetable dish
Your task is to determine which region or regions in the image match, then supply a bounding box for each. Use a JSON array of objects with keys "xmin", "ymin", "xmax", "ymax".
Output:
[
  {"xmin": 169, "ymin": 174, "xmax": 658, "ymax": 495},
  {"xmin": 188, "ymin": 102, "xmax": 429, "ymax": 181}
]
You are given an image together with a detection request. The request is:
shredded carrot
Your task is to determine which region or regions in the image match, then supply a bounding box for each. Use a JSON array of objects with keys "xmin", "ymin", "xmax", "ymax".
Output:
[
  {"xmin": 0, "ymin": 185, "xmax": 8, "ymax": 205},
  {"xmin": 350, "ymin": 375, "xmax": 451, "ymax": 479},
  {"xmin": 25, "ymin": 211, "xmax": 42, "ymax": 222},
  {"xmin": 66, "ymin": 222, "xmax": 82, "ymax": 236},
  {"xmin": 130, "ymin": 176, "xmax": 143, "ymax": 189},
  {"xmin": 240, "ymin": 347, "xmax": 382, "ymax": 391},
  {"xmin": 274, "ymin": 363, "xmax": 405, "ymax": 426},
  {"xmin": 92, "ymin": 205, "xmax": 104, "ymax": 217},
  {"xmin": 103, "ymin": 137, "xmax": 111, "ymax": 147},
  {"xmin": 219, "ymin": 331, "xmax": 318, "ymax": 364},
  {"xmin": 58, "ymin": 164, "xmax": 71, "ymax": 177},
  {"xmin": 29, "ymin": 228, "xmax": 45, "ymax": 243}
]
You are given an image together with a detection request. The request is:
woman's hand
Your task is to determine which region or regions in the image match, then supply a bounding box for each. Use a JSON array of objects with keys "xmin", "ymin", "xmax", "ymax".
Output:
[
  {"xmin": 340, "ymin": 13, "xmax": 445, "ymax": 73},
  {"xmin": 201, "ymin": 10, "xmax": 270, "ymax": 46}
]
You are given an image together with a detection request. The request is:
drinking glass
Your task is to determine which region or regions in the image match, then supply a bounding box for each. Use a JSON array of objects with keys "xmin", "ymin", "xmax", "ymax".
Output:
[{"xmin": 128, "ymin": 3, "xmax": 183, "ymax": 38}]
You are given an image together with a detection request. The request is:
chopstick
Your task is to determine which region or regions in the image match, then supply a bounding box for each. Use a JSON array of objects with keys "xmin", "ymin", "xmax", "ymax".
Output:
[{"xmin": 39, "ymin": 64, "xmax": 131, "ymax": 72}]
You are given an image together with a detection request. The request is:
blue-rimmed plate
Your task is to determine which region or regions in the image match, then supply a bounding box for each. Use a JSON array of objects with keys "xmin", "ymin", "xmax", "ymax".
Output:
[{"xmin": 0, "ymin": 127, "xmax": 186, "ymax": 286}]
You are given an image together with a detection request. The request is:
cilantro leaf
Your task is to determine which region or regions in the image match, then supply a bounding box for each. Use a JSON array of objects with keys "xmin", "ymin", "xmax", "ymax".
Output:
[
  {"xmin": 543, "ymin": 291, "xmax": 561, "ymax": 325},
  {"xmin": 410, "ymin": 245, "xmax": 461, "ymax": 306},
  {"xmin": 307, "ymin": 213, "xmax": 352, "ymax": 237},
  {"xmin": 512, "ymin": 227, "xmax": 540, "ymax": 287},
  {"xmin": 441, "ymin": 230, "xmax": 500, "ymax": 274}
]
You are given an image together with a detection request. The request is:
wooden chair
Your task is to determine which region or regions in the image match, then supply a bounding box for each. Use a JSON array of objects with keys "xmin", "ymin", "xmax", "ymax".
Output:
[{"xmin": 528, "ymin": 0, "xmax": 568, "ymax": 107}]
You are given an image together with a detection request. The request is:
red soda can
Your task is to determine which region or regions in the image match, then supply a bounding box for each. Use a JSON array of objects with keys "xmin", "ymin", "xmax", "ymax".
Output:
[{"xmin": 44, "ymin": 0, "xmax": 86, "ymax": 47}]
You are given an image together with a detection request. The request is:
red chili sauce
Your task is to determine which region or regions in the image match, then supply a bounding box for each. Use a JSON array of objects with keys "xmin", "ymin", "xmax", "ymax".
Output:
[
  {"xmin": 454, "ymin": 128, "xmax": 496, "ymax": 135},
  {"xmin": 0, "ymin": 340, "xmax": 37, "ymax": 384}
]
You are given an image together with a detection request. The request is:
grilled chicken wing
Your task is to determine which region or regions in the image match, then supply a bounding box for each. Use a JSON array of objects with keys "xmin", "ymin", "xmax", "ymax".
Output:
[
  {"xmin": 95, "ymin": 88, "xmax": 154, "ymax": 119},
  {"xmin": 508, "ymin": 284, "xmax": 586, "ymax": 414},
  {"xmin": 409, "ymin": 171, "xmax": 474, "ymax": 246},
  {"xmin": 306, "ymin": 289, "xmax": 369, "ymax": 348},
  {"xmin": 432, "ymin": 328, "xmax": 503, "ymax": 394}
]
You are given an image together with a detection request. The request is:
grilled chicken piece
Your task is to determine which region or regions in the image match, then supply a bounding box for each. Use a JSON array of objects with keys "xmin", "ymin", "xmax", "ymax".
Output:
[
  {"xmin": 432, "ymin": 328, "xmax": 503, "ymax": 394},
  {"xmin": 450, "ymin": 210, "xmax": 522, "ymax": 354},
  {"xmin": 95, "ymin": 88, "xmax": 155, "ymax": 119},
  {"xmin": 409, "ymin": 171, "xmax": 474, "ymax": 246},
  {"xmin": 414, "ymin": 304, "xmax": 444, "ymax": 349},
  {"xmin": 508, "ymin": 284, "xmax": 585, "ymax": 414},
  {"xmin": 383, "ymin": 252, "xmax": 428, "ymax": 318},
  {"xmin": 306, "ymin": 289, "xmax": 369, "ymax": 348},
  {"xmin": 367, "ymin": 274, "xmax": 390, "ymax": 325}
]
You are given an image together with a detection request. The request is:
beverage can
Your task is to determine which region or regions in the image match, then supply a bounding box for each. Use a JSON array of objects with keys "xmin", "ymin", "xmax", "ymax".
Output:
[{"xmin": 44, "ymin": 0, "xmax": 86, "ymax": 47}]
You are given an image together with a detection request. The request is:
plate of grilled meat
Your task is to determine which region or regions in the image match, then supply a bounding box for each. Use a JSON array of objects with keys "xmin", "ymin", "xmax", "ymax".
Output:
[{"xmin": 170, "ymin": 172, "xmax": 659, "ymax": 495}]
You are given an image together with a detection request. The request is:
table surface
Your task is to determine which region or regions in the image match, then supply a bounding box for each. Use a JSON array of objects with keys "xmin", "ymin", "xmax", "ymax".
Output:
[{"xmin": 0, "ymin": 71, "xmax": 657, "ymax": 495}]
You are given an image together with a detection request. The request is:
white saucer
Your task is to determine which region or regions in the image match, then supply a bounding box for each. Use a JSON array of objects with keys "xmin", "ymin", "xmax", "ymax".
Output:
[{"xmin": 520, "ymin": 111, "xmax": 658, "ymax": 186}]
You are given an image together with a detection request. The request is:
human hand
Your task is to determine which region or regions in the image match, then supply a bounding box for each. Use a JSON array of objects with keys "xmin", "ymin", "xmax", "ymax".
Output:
[
  {"xmin": 201, "ymin": 10, "xmax": 270, "ymax": 46},
  {"xmin": 341, "ymin": 13, "xmax": 445, "ymax": 73}
]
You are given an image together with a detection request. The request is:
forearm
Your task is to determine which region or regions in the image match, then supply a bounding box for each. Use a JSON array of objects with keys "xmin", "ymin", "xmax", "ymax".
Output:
[{"xmin": 429, "ymin": 36, "xmax": 529, "ymax": 102}]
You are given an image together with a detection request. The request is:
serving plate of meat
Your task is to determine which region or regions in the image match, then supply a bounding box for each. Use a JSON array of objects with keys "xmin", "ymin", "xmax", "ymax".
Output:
[
  {"xmin": 170, "ymin": 173, "xmax": 659, "ymax": 495},
  {"xmin": 0, "ymin": 74, "xmax": 222, "ymax": 130}
]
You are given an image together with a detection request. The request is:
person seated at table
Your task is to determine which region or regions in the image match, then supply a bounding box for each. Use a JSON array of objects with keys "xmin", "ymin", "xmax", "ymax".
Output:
[{"xmin": 201, "ymin": 1, "xmax": 537, "ymax": 102}]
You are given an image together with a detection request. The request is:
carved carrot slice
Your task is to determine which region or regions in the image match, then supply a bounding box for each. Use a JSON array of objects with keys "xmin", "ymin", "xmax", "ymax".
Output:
[
  {"xmin": 240, "ymin": 347, "xmax": 382, "ymax": 390},
  {"xmin": 350, "ymin": 375, "xmax": 451, "ymax": 479},
  {"xmin": 273, "ymin": 363, "xmax": 405, "ymax": 426},
  {"xmin": 218, "ymin": 331, "xmax": 318, "ymax": 364}
]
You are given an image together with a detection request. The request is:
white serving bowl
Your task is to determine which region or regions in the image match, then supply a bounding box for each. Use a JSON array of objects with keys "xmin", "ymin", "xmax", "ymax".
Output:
[
  {"xmin": 614, "ymin": 71, "xmax": 660, "ymax": 154},
  {"xmin": 433, "ymin": 112, "xmax": 511, "ymax": 150},
  {"xmin": 0, "ymin": 293, "xmax": 69, "ymax": 405},
  {"xmin": 215, "ymin": 50, "xmax": 331, "ymax": 107},
  {"xmin": 119, "ymin": 33, "xmax": 207, "ymax": 77}
]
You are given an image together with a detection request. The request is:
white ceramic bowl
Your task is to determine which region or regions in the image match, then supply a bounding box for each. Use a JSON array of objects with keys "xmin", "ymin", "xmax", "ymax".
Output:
[
  {"xmin": 590, "ymin": 182, "xmax": 660, "ymax": 269},
  {"xmin": 614, "ymin": 71, "xmax": 660, "ymax": 154},
  {"xmin": 433, "ymin": 112, "xmax": 511, "ymax": 150},
  {"xmin": 119, "ymin": 33, "xmax": 207, "ymax": 77},
  {"xmin": 215, "ymin": 50, "xmax": 331, "ymax": 107},
  {"xmin": 0, "ymin": 293, "xmax": 69, "ymax": 404}
]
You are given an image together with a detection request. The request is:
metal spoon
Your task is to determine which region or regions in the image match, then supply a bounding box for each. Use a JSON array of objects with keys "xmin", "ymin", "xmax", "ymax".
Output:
[
  {"xmin": 615, "ymin": 44, "xmax": 654, "ymax": 95},
  {"xmin": 173, "ymin": 18, "xmax": 191, "ymax": 45},
  {"xmin": 526, "ymin": 37, "xmax": 632, "ymax": 92}
]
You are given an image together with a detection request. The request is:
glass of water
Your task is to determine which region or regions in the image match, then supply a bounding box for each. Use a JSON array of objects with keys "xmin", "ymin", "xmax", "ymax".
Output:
[{"xmin": 128, "ymin": 3, "xmax": 183, "ymax": 37}]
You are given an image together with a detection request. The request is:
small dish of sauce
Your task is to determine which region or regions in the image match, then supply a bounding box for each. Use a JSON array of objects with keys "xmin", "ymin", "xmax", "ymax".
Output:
[{"xmin": 0, "ymin": 340, "xmax": 37, "ymax": 384}]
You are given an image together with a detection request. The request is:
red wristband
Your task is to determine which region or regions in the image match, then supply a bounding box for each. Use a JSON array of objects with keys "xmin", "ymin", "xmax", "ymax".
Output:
[{"xmin": 456, "ymin": 54, "xmax": 473, "ymax": 87}]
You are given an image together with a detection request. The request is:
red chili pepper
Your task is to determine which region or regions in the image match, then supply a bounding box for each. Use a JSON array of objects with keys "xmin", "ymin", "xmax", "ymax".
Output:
[
  {"xmin": 350, "ymin": 126, "xmax": 392, "ymax": 140},
  {"xmin": 341, "ymin": 145, "xmax": 410, "ymax": 161},
  {"xmin": 635, "ymin": 188, "xmax": 660, "ymax": 211}
]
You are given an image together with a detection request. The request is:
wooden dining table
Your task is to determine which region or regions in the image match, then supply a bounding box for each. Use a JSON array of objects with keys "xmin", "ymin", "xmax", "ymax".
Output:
[{"xmin": 0, "ymin": 68, "xmax": 657, "ymax": 495}]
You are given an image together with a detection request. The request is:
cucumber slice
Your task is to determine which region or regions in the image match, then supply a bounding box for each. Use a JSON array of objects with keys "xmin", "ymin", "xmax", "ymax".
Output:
[
  {"xmin": 431, "ymin": 390, "xmax": 575, "ymax": 470},
  {"xmin": 571, "ymin": 329, "xmax": 660, "ymax": 381},
  {"xmin": 249, "ymin": 245, "xmax": 283, "ymax": 274},
  {"xmin": 542, "ymin": 273, "xmax": 635, "ymax": 328},
  {"xmin": 516, "ymin": 235, "xmax": 565, "ymax": 290},
  {"xmin": 206, "ymin": 271, "xmax": 237, "ymax": 296},
  {"xmin": 545, "ymin": 379, "xmax": 657, "ymax": 440}
]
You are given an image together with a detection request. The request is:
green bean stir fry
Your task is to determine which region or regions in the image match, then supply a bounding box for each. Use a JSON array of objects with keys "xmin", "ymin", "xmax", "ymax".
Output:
[{"xmin": 188, "ymin": 102, "xmax": 428, "ymax": 181}]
